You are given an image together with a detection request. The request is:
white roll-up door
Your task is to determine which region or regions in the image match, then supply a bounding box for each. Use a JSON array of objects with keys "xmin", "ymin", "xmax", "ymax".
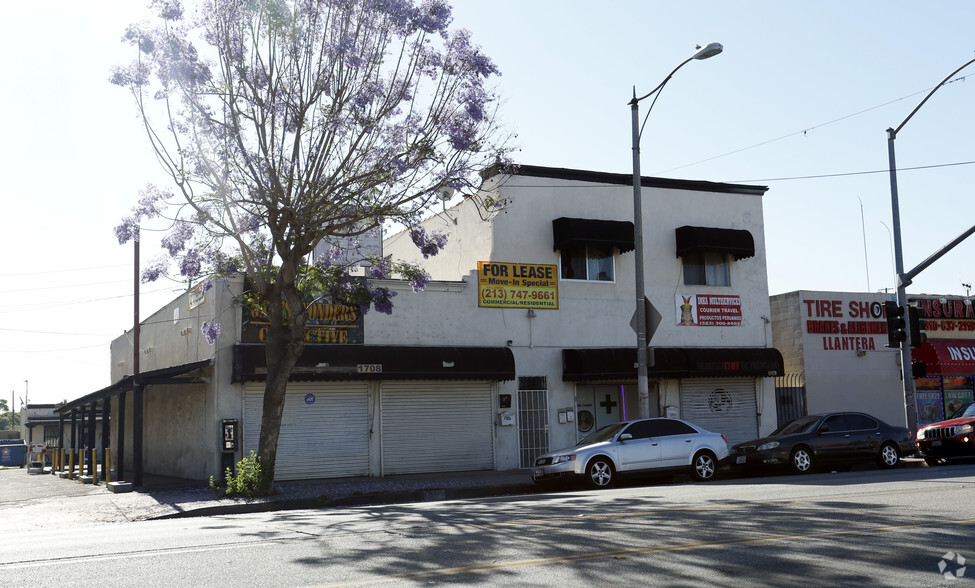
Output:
[
  {"xmin": 381, "ymin": 382, "xmax": 494, "ymax": 475},
  {"xmin": 680, "ymin": 379, "xmax": 758, "ymax": 446},
  {"xmin": 244, "ymin": 382, "xmax": 370, "ymax": 481}
]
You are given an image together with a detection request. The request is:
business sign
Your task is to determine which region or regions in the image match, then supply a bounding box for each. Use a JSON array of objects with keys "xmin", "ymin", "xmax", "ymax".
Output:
[
  {"xmin": 800, "ymin": 296, "xmax": 888, "ymax": 351},
  {"xmin": 676, "ymin": 294, "xmax": 742, "ymax": 327},
  {"xmin": 910, "ymin": 296, "xmax": 975, "ymax": 339},
  {"xmin": 242, "ymin": 300, "xmax": 364, "ymax": 344},
  {"xmin": 477, "ymin": 261, "xmax": 558, "ymax": 309}
]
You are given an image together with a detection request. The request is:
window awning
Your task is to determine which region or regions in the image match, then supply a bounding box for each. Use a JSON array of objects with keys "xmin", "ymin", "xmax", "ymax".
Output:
[
  {"xmin": 552, "ymin": 217, "xmax": 635, "ymax": 253},
  {"xmin": 912, "ymin": 339, "xmax": 975, "ymax": 376},
  {"xmin": 562, "ymin": 347, "xmax": 784, "ymax": 381},
  {"xmin": 675, "ymin": 226, "xmax": 755, "ymax": 260},
  {"xmin": 233, "ymin": 344, "xmax": 516, "ymax": 382}
]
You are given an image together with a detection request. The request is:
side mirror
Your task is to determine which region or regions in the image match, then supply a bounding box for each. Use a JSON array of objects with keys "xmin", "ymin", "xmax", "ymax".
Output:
[{"xmin": 619, "ymin": 433, "xmax": 633, "ymax": 442}]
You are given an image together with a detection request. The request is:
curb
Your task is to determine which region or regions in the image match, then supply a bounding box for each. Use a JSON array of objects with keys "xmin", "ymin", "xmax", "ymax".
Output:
[{"xmin": 152, "ymin": 483, "xmax": 543, "ymax": 520}]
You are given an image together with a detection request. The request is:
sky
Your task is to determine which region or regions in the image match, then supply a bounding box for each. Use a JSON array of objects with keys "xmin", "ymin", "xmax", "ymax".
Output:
[{"xmin": 3, "ymin": 1, "xmax": 975, "ymax": 407}]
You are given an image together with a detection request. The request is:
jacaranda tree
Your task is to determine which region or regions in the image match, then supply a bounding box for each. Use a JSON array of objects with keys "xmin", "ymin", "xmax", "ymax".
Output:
[{"xmin": 111, "ymin": 0, "xmax": 509, "ymax": 493}]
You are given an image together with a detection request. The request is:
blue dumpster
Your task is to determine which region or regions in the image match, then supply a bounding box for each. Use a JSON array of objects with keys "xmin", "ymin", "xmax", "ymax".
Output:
[{"xmin": 0, "ymin": 439, "xmax": 27, "ymax": 467}]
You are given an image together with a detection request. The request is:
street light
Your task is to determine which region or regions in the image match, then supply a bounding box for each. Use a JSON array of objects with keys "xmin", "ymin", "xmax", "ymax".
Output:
[
  {"xmin": 631, "ymin": 42, "xmax": 723, "ymax": 419},
  {"xmin": 887, "ymin": 55, "xmax": 975, "ymax": 433}
]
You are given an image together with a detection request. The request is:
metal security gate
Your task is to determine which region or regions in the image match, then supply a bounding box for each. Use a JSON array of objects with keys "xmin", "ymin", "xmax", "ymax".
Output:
[
  {"xmin": 244, "ymin": 382, "xmax": 370, "ymax": 481},
  {"xmin": 680, "ymin": 379, "xmax": 758, "ymax": 446},
  {"xmin": 518, "ymin": 378, "xmax": 549, "ymax": 468},
  {"xmin": 380, "ymin": 382, "xmax": 494, "ymax": 475},
  {"xmin": 775, "ymin": 372, "xmax": 807, "ymax": 428}
]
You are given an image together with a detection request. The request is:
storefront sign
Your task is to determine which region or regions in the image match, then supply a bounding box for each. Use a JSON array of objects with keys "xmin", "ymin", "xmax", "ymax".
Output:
[
  {"xmin": 187, "ymin": 282, "xmax": 207, "ymax": 311},
  {"xmin": 910, "ymin": 296, "xmax": 975, "ymax": 339},
  {"xmin": 676, "ymin": 294, "xmax": 742, "ymax": 326},
  {"xmin": 242, "ymin": 300, "xmax": 364, "ymax": 344},
  {"xmin": 801, "ymin": 296, "xmax": 887, "ymax": 351},
  {"xmin": 477, "ymin": 261, "xmax": 559, "ymax": 309}
]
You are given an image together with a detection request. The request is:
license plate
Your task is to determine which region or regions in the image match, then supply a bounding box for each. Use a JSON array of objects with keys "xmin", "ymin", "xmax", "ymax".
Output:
[
  {"xmin": 736, "ymin": 456, "xmax": 746, "ymax": 464},
  {"xmin": 932, "ymin": 440, "xmax": 942, "ymax": 447}
]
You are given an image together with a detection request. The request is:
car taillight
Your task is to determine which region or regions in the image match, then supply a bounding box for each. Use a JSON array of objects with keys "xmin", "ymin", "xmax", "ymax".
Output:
[{"xmin": 721, "ymin": 434, "xmax": 727, "ymax": 444}]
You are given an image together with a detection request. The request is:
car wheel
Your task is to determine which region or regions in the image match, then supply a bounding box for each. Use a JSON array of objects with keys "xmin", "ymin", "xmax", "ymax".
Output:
[
  {"xmin": 585, "ymin": 457, "xmax": 615, "ymax": 489},
  {"xmin": 790, "ymin": 446, "xmax": 814, "ymax": 474},
  {"xmin": 691, "ymin": 450, "xmax": 718, "ymax": 481},
  {"xmin": 878, "ymin": 443, "xmax": 900, "ymax": 468}
]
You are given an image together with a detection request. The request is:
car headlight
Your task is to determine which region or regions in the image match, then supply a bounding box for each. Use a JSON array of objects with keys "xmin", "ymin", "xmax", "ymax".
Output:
[
  {"xmin": 916, "ymin": 429, "xmax": 926, "ymax": 440},
  {"xmin": 756, "ymin": 441, "xmax": 780, "ymax": 451},
  {"xmin": 961, "ymin": 425, "xmax": 974, "ymax": 435},
  {"xmin": 552, "ymin": 454, "xmax": 576, "ymax": 464}
]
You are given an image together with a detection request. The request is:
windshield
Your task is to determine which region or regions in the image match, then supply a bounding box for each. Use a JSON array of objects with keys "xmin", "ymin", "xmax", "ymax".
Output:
[
  {"xmin": 770, "ymin": 415, "xmax": 821, "ymax": 436},
  {"xmin": 949, "ymin": 403, "xmax": 975, "ymax": 419},
  {"xmin": 578, "ymin": 423, "xmax": 626, "ymax": 446}
]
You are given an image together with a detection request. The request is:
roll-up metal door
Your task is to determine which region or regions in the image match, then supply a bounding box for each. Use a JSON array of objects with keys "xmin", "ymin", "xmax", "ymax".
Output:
[
  {"xmin": 680, "ymin": 379, "xmax": 758, "ymax": 446},
  {"xmin": 244, "ymin": 382, "xmax": 370, "ymax": 481},
  {"xmin": 381, "ymin": 382, "xmax": 494, "ymax": 475}
]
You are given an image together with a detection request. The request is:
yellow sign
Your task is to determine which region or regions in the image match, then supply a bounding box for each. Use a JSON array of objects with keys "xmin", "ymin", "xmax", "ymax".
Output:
[{"xmin": 477, "ymin": 261, "xmax": 559, "ymax": 309}]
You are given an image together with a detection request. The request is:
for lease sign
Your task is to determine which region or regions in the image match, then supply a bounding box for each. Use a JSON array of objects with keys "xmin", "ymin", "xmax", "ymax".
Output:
[{"xmin": 477, "ymin": 261, "xmax": 559, "ymax": 309}]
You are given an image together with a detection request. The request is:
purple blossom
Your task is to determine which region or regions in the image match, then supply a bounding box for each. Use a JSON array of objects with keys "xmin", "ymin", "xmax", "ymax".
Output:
[
  {"xmin": 151, "ymin": 0, "xmax": 183, "ymax": 21},
  {"xmin": 161, "ymin": 221, "xmax": 195, "ymax": 256},
  {"xmin": 409, "ymin": 271, "xmax": 430, "ymax": 292},
  {"xmin": 179, "ymin": 249, "xmax": 202, "ymax": 278},
  {"xmin": 141, "ymin": 257, "xmax": 169, "ymax": 283},
  {"xmin": 371, "ymin": 287, "xmax": 397, "ymax": 315},
  {"xmin": 414, "ymin": 0, "xmax": 452, "ymax": 34},
  {"xmin": 202, "ymin": 321, "xmax": 222, "ymax": 344},
  {"xmin": 409, "ymin": 227, "xmax": 448, "ymax": 258}
]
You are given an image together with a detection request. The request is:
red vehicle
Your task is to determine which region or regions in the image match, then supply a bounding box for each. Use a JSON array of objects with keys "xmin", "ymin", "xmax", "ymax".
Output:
[{"xmin": 916, "ymin": 402, "xmax": 975, "ymax": 465}]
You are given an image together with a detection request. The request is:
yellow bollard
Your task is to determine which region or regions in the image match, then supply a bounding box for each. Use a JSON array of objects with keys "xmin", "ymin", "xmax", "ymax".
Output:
[
  {"xmin": 105, "ymin": 449, "xmax": 111, "ymax": 484},
  {"xmin": 68, "ymin": 450, "xmax": 74, "ymax": 480}
]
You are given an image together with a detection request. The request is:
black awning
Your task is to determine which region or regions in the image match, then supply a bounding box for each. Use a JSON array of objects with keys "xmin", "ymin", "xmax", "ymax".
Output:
[
  {"xmin": 675, "ymin": 226, "xmax": 755, "ymax": 260},
  {"xmin": 233, "ymin": 344, "xmax": 516, "ymax": 382},
  {"xmin": 562, "ymin": 347, "xmax": 783, "ymax": 381},
  {"xmin": 552, "ymin": 217, "xmax": 635, "ymax": 253},
  {"xmin": 57, "ymin": 359, "xmax": 212, "ymax": 415}
]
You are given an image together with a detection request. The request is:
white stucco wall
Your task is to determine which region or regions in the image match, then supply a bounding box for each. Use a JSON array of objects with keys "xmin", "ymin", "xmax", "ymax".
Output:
[
  {"xmin": 771, "ymin": 290, "xmax": 907, "ymax": 428},
  {"xmin": 381, "ymin": 166, "xmax": 778, "ymax": 453}
]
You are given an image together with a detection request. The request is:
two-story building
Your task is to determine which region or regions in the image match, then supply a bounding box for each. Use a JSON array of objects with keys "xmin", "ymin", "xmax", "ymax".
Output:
[{"xmin": 57, "ymin": 164, "xmax": 782, "ymax": 483}]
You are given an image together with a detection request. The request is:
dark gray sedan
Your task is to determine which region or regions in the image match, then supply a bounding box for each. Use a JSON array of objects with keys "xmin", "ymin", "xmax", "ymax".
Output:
[{"xmin": 730, "ymin": 412, "xmax": 916, "ymax": 474}]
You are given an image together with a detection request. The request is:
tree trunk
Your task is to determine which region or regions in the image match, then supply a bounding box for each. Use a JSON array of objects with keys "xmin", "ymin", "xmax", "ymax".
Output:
[{"xmin": 254, "ymin": 281, "xmax": 307, "ymax": 495}]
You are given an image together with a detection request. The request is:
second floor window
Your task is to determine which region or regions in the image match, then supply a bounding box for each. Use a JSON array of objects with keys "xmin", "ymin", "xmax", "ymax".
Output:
[
  {"xmin": 682, "ymin": 251, "xmax": 730, "ymax": 286},
  {"xmin": 561, "ymin": 244, "xmax": 614, "ymax": 281}
]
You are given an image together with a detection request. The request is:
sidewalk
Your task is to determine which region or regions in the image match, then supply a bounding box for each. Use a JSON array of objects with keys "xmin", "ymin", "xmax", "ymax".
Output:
[
  {"xmin": 0, "ymin": 459, "xmax": 928, "ymax": 532},
  {"xmin": 0, "ymin": 466, "xmax": 539, "ymax": 531}
]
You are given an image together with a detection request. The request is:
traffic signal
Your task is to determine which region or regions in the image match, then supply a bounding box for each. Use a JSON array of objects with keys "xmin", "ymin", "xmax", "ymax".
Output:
[
  {"xmin": 908, "ymin": 306, "xmax": 927, "ymax": 348},
  {"xmin": 884, "ymin": 301, "xmax": 907, "ymax": 348},
  {"xmin": 912, "ymin": 360, "xmax": 927, "ymax": 379}
]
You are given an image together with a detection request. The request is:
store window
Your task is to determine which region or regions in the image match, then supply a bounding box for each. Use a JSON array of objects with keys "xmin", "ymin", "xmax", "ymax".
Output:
[
  {"xmin": 682, "ymin": 251, "xmax": 730, "ymax": 286},
  {"xmin": 560, "ymin": 244, "xmax": 614, "ymax": 282},
  {"xmin": 944, "ymin": 377, "xmax": 974, "ymax": 417}
]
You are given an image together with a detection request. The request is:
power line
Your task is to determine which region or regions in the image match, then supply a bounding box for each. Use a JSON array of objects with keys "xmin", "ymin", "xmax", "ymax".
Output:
[
  {"xmin": 732, "ymin": 159, "xmax": 975, "ymax": 184},
  {"xmin": 655, "ymin": 75, "xmax": 973, "ymax": 175}
]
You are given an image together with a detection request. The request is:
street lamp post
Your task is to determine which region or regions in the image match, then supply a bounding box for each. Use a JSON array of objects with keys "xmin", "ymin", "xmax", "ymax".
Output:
[
  {"xmin": 631, "ymin": 43, "xmax": 723, "ymax": 419},
  {"xmin": 887, "ymin": 55, "xmax": 975, "ymax": 433}
]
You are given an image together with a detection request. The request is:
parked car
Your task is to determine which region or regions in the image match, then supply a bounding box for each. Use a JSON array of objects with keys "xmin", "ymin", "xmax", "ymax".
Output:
[
  {"xmin": 916, "ymin": 402, "xmax": 975, "ymax": 465},
  {"xmin": 532, "ymin": 417, "xmax": 729, "ymax": 489},
  {"xmin": 729, "ymin": 412, "xmax": 915, "ymax": 474}
]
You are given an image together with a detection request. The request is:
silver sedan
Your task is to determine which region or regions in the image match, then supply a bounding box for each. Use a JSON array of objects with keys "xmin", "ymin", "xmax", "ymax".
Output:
[{"xmin": 532, "ymin": 417, "xmax": 730, "ymax": 489}]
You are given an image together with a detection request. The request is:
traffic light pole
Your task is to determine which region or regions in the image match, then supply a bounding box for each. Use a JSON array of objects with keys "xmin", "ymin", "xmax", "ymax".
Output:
[
  {"xmin": 886, "ymin": 128, "xmax": 918, "ymax": 433},
  {"xmin": 886, "ymin": 55, "xmax": 975, "ymax": 433}
]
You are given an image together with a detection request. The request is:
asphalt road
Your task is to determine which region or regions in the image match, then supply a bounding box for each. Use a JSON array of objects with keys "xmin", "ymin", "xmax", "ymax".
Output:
[{"xmin": 3, "ymin": 463, "xmax": 975, "ymax": 586}]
